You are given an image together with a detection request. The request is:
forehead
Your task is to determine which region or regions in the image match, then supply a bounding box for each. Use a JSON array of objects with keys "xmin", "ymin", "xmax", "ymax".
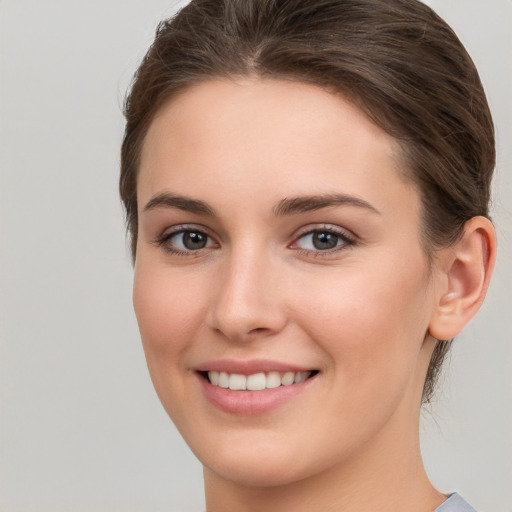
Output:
[
  {"xmin": 138, "ymin": 78, "xmax": 417, "ymax": 221},
  {"xmin": 142, "ymin": 78, "xmax": 396, "ymax": 165}
]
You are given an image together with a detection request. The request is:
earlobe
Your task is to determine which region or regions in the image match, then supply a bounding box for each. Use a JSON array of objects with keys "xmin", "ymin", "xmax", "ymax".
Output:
[{"xmin": 428, "ymin": 216, "xmax": 496, "ymax": 341}]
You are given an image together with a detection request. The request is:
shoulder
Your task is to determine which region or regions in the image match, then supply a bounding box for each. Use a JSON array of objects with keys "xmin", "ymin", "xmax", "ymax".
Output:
[{"xmin": 433, "ymin": 493, "xmax": 478, "ymax": 512}]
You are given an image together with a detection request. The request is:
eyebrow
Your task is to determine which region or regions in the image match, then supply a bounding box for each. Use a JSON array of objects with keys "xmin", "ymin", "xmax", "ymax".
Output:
[
  {"xmin": 273, "ymin": 194, "xmax": 380, "ymax": 216},
  {"xmin": 143, "ymin": 192, "xmax": 216, "ymax": 216},
  {"xmin": 142, "ymin": 192, "xmax": 380, "ymax": 217}
]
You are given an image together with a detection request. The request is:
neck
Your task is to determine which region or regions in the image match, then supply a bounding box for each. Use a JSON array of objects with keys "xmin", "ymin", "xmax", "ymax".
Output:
[{"xmin": 204, "ymin": 394, "xmax": 444, "ymax": 512}]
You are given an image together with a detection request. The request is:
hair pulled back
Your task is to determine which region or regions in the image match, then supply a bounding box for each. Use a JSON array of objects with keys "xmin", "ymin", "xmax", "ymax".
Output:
[{"xmin": 120, "ymin": 0, "xmax": 495, "ymax": 402}]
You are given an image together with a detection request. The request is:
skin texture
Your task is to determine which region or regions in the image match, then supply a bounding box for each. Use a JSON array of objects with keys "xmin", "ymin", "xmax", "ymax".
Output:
[{"xmin": 133, "ymin": 79, "xmax": 495, "ymax": 512}]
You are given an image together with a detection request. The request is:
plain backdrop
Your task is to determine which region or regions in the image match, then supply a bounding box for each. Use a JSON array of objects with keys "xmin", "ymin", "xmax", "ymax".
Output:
[{"xmin": 0, "ymin": 1, "xmax": 510, "ymax": 511}]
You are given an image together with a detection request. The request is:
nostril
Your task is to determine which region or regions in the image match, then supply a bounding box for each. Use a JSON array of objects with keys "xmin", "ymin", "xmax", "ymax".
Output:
[{"xmin": 206, "ymin": 293, "xmax": 288, "ymax": 341}]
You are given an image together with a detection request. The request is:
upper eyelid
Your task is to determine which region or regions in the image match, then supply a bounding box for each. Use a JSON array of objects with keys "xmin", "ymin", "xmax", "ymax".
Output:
[
  {"xmin": 153, "ymin": 224, "xmax": 219, "ymax": 248},
  {"xmin": 292, "ymin": 224, "xmax": 355, "ymax": 240},
  {"xmin": 160, "ymin": 223, "xmax": 215, "ymax": 238},
  {"xmin": 289, "ymin": 225, "xmax": 357, "ymax": 253},
  {"xmin": 154, "ymin": 223, "xmax": 356, "ymax": 249},
  {"xmin": 154, "ymin": 226, "xmax": 219, "ymax": 256},
  {"xmin": 159, "ymin": 223, "xmax": 353, "ymax": 236}
]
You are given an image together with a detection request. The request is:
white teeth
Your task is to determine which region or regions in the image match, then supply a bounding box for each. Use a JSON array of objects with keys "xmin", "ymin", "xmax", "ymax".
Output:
[
  {"xmin": 266, "ymin": 371, "xmax": 281, "ymax": 389},
  {"xmin": 228, "ymin": 373, "xmax": 247, "ymax": 390},
  {"xmin": 247, "ymin": 372, "xmax": 266, "ymax": 391},
  {"xmin": 294, "ymin": 371, "xmax": 310, "ymax": 383},
  {"xmin": 281, "ymin": 371, "xmax": 295, "ymax": 386},
  {"xmin": 218, "ymin": 371, "xmax": 229, "ymax": 388},
  {"xmin": 207, "ymin": 370, "xmax": 313, "ymax": 390}
]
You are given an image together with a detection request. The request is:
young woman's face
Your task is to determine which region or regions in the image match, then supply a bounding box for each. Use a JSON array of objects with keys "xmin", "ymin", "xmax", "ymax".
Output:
[{"xmin": 134, "ymin": 79, "xmax": 438, "ymax": 487}]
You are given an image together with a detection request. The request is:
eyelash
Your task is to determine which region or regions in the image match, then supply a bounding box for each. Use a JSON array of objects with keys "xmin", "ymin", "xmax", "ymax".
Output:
[
  {"xmin": 290, "ymin": 225, "xmax": 356, "ymax": 257},
  {"xmin": 153, "ymin": 225, "xmax": 218, "ymax": 256},
  {"xmin": 153, "ymin": 224, "xmax": 356, "ymax": 257}
]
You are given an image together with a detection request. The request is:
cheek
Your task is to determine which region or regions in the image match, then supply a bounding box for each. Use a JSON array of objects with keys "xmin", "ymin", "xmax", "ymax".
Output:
[
  {"xmin": 132, "ymin": 263, "xmax": 206, "ymax": 371},
  {"xmin": 132, "ymin": 263, "xmax": 214, "ymax": 425},
  {"xmin": 292, "ymin": 256, "xmax": 432, "ymax": 397}
]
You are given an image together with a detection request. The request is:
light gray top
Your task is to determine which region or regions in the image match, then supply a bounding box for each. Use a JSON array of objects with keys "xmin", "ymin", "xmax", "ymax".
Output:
[{"xmin": 434, "ymin": 493, "xmax": 477, "ymax": 512}]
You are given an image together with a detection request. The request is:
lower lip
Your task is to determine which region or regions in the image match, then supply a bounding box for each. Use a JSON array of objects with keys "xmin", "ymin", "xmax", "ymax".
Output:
[{"xmin": 198, "ymin": 374, "xmax": 316, "ymax": 415}]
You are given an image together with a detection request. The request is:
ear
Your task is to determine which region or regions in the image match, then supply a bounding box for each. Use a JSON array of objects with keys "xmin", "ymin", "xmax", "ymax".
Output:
[{"xmin": 429, "ymin": 216, "xmax": 496, "ymax": 341}]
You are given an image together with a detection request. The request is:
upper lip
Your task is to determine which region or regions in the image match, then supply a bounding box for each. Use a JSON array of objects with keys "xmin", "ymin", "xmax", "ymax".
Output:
[{"xmin": 194, "ymin": 359, "xmax": 315, "ymax": 375}]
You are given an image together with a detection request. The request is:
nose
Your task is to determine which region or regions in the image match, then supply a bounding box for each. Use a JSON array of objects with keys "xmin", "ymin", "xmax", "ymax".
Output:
[{"xmin": 206, "ymin": 248, "xmax": 288, "ymax": 342}]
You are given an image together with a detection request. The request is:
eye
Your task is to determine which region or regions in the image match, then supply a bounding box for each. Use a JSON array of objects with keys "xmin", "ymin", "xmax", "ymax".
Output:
[
  {"xmin": 156, "ymin": 227, "xmax": 217, "ymax": 254},
  {"xmin": 292, "ymin": 226, "xmax": 355, "ymax": 253}
]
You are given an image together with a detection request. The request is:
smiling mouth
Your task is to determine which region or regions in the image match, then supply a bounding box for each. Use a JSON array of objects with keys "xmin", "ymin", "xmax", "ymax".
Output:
[{"xmin": 201, "ymin": 370, "xmax": 319, "ymax": 391}]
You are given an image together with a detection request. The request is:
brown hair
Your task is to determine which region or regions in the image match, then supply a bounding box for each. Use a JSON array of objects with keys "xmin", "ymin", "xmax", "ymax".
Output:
[{"xmin": 120, "ymin": 0, "xmax": 495, "ymax": 402}]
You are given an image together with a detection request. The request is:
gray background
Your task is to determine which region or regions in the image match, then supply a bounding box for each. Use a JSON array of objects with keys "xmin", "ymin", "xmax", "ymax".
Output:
[{"xmin": 0, "ymin": 1, "xmax": 510, "ymax": 511}]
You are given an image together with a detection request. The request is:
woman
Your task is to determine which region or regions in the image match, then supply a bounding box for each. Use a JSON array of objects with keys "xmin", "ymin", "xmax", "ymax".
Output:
[{"xmin": 120, "ymin": 1, "xmax": 496, "ymax": 510}]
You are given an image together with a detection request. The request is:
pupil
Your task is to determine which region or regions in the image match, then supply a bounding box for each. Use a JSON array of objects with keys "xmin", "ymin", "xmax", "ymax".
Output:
[
  {"xmin": 183, "ymin": 232, "xmax": 207, "ymax": 249},
  {"xmin": 312, "ymin": 232, "xmax": 338, "ymax": 250}
]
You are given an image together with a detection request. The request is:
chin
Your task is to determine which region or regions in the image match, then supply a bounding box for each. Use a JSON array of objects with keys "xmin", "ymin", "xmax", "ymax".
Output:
[
  {"xmin": 183, "ymin": 427, "xmax": 316, "ymax": 488},
  {"xmin": 204, "ymin": 454, "xmax": 310, "ymax": 488}
]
